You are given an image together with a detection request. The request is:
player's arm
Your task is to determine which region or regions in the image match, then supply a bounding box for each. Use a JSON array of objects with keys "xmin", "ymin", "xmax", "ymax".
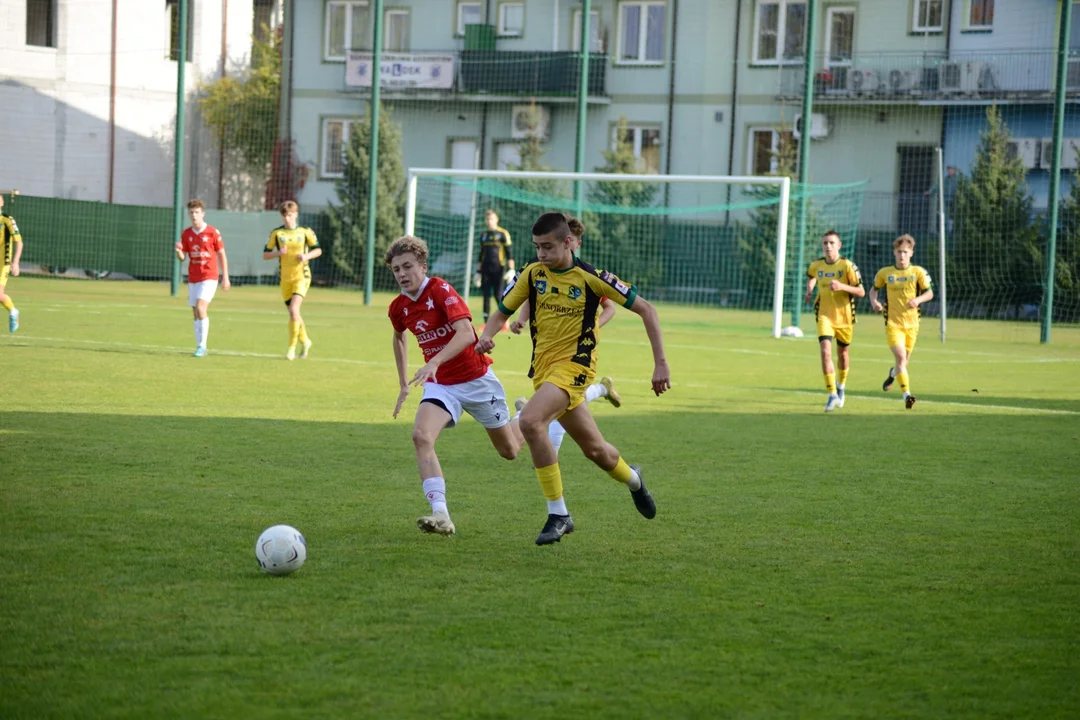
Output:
[
  {"xmin": 503, "ymin": 232, "xmax": 514, "ymax": 272},
  {"xmin": 830, "ymin": 278, "xmax": 865, "ymax": 298},
  {"xmin": 509, "ymin": 298, "xmax": 531, "ymax": 334},
  {"xmin": 911, "ymin": 276, "xmax": 934, "ymax": 308},
  {"xmin": 392, "ymin": 329, "xmax": 410, "ymax": 418},
  {"xmin": 476, "ymin": 268, "xmax": 528, "ymax": 351},
  {"xmin": 409, "ymin": 317, "xmax": 478, "ymax": 386},
  {"xmin": 262, "ymin": 235, "xmax": 285, "ymax": 260},
  {"xmin": 217, "ymin": 245, "xmax": 231, "ymax": 291},
  {"xmin": 623, "ymin": 296, "xmax": 671, "ymax": 396},
  {"xmin": 804, "ymin": 276, "xmax": 816, "ymax": 303},
  {"xmin": 10, "ymin": 235, "xmax": 22, "ymax": 276},
  {"xmin": 175, "ymin": 237, "xmax": 186, "ymax": 261},
  {"xmin": 597, "ymin": 296, "xmax": 616, "ymax": 328},
  {"xmin": 869, "ymin": 285, "xmax": 883, "ymax": 312}
]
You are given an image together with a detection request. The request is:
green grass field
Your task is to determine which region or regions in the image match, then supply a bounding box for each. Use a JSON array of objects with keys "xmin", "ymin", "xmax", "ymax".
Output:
[{"xmin": 2, "ymin": 277, "xmax": 1078, "ymax": 719}]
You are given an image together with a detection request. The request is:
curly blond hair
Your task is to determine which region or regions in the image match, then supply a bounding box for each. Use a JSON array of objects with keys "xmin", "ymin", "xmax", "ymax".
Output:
[
  {"xmin": 384, "ymin": 235, "xmax": 429, "ymax": 266},
  {"xmin": 893, "ymin": 234, "xmax": 915, "ymax": 250}
]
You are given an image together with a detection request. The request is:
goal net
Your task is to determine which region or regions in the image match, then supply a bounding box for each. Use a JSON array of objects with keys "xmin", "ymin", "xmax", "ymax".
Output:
[{"xmin": 404, "ymin": 169, "xmax": 868, "ymax": 337}]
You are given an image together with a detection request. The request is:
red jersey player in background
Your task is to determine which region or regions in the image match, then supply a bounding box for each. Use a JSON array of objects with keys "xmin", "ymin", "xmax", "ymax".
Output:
[
  {"xmin": 387, "ymin": 235, "xmax": 524, "ymax": 536},
  {"xmin": 175, "ymin": 198, "xmax": 230, "ymax": 357}
]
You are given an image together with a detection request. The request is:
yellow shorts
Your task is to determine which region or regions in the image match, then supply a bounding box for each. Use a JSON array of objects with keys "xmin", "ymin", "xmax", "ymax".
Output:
[
  {"xmin": 281, "ymin": 278, "xmax": 311, "ymax": 303},
  {"xmin": 816, "ymin": 318, "xmax": 853, "ymax": 346},
  {"xmin": 0, "ymin": 265, "xmax": 9, "ymax": 287},
  {"xmin": 885, "ymin": 326, "xmax": 918, "ymax": 353},
  {"xmin": 533, "ymin": 361, "xmax": 592, "ymax": 416}
]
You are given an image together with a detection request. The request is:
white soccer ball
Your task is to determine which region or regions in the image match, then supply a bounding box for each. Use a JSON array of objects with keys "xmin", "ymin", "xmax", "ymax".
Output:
[
  {"xmin": 255, "ymin": 524, "xmax": 307, "ymax": 576},
  {"xmin": 780, "ymin": 325, "xmax": 805, "ymax": 338}
]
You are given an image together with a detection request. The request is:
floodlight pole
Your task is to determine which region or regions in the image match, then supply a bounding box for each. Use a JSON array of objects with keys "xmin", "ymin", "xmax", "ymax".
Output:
[
  {"xmin": 791, "ymin": 0, "xmax": 818, "ymax": 328},
  {"xmin": 573, "ymin": 0, "xmax": 592, "ymax": 217},
  {"xmin": 170, "ymin": 0, "xmax": 189, "ymax": 297},
  {"xmin": 1041, "ymin": 0, "xmax": 1071, "ymax": 343}
]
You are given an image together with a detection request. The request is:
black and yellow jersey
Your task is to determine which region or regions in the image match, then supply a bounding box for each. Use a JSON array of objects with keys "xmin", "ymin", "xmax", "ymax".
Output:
[
  {"xmin": 478, "ymin": 226, "xmax": 512, "ymax": 272},
  {"xmin": 1, "ymin": 213, "xmax": 23, "ymax": 266},
  {"xmin": 874, "ymin": 265, "xmax": 932, "ymax": 329},
  {"xmin": 266, "ymin": 226, "xmax": 319, "ymax": 284},
  {"xmin": 807, "ymin": 256, "xmax": 861, "ymax": 327}
]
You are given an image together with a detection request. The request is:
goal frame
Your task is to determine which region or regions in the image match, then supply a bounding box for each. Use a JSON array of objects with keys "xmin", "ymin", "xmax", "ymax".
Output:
[{"xmin": 405, "ymin": 168, "xmax": 792, "ymax": 338}]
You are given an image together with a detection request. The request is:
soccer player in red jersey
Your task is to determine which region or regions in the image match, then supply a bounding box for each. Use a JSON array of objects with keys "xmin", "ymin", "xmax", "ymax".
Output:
[
  {"xmin": 387, "ymin": 235, "xmax": 524, "ymax": 536},
  {"xmin": 174, "ymin": 199, "xmax": 230, "ymax": 357}
]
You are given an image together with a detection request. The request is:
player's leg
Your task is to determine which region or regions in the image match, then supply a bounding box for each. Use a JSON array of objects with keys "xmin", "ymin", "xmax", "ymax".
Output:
[
  {"xmin": 882, "ymin": 327, "xmax": 900, "ymax": 391},
  {"xmin": 295, "ymin": 280, "xmax": 313, "ymax": 357},
  {"xmin": 584, "ymin": 376, "xmax": 620, "ymax": 407},
  {"xmin": 187, "ymin": 283, "xmax": 203, "ymax": 355},
  {"xmin": 0, "ymin": 268, "xmax": 17, "ymax": 332},
  {"xmin": 835, "ymin": 339, "xmax": 851, "ymax": 407},
  {"xmin": 901, "ymin": 331, "xmax": 918, "ymax": 408},
  {"xmin": 412, "ymin": 389, "xmax": 458, "ymax": 536},
  {"xmin": 285, "ymin": 291, "xmax": 303, "ymax": 359},
  {"xmin": 559, "ymin": 403, "xmax": 655, "ymax": 519},
  {"xmin": 480, "ymin": 275, "xmax": 493, "ymax": 323},
  {"xmin": 819, "ymin": 334, "xmax": 839, "ymax": 412},
  {"xmin": 457, "ymin": 368, "xmax": 522, "ymax": 460},
  {"xmin": 889, "ymin": 341, "xmax": 910, "ymax": 405},
  {"xmin": 518, "ymin": 382, "xmax": 574, "ymax": 544}
]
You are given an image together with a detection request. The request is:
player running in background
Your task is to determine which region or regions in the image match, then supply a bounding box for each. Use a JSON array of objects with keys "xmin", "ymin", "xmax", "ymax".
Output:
[
  {"xmin": 475, "ymin": 209, "xmax": 514, "ymax": 326},
  {"xmin": 263, "ymin": 200, "xmax": 321, "ymax": 360},
  {"xmin": 804, "ymin": 230, "xmax": 864, "ymax": 412},
  {"xmin": 175, "ymin": 199, "xmax": 230, "ymax": 357},
  {"xmin": 0, "ymin": 193, "xmax": 24, "ymax": 332},
  {"xmin": 509, "ymin": 215, "xmax": 620, "ymax": 452},
  {"xmin": 387, "ymin": 235, "xmax": 525, "ymax": 537},
  {"xmin": 476, "ymin": 212, "xmax": 671, "ymax": 546},
  {"xmin": 869, "ymin": 234, "xmax": 934, "ymax": 409}
]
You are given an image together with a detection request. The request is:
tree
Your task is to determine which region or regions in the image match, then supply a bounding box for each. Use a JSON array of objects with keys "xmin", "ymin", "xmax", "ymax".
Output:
[
  {"xmin": 326, "ymin": 103, "xmax": 406, "ymax": 286},
  {"xmin": 1050, "ymin": 145, "xmax": 1080, "ymax": 321},
  {"xmin": 950, "ymin": 105, "xmax": 1040, "ymax": 317}
]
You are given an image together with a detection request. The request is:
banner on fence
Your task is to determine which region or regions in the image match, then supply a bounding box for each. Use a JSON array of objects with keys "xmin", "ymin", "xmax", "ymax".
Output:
[{"xmin": 345, "ymin": 53, "xmax": 455, "ymax": 90}]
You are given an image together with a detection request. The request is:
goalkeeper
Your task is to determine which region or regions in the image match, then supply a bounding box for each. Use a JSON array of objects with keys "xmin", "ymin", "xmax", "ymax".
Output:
[{"xmin": 474, "ymin": 209, "xmax": 514, "ymax": 325}]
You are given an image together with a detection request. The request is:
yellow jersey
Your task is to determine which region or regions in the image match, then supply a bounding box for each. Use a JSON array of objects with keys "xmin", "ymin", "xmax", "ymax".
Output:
[
  {"xmin": 266, "ymin": 226, "xmax": 319, "ymax": 285},
  {"xmin": 874, "ymin": 264, "xmax": 932, "ymax": 329},
  {"xmin": 498, "ymin": 258, "xmax": 636, "ymax": 380},
  {"xmin": 807, "ymin": 257, "xmax": 861, "ymax": 327},
  {"xmin": 1, "ymin": 213, "xmax": 23, "ymax": 265}
]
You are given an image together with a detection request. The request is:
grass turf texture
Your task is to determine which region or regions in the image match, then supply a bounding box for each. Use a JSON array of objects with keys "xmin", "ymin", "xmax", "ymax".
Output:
[{"xmin": 1, "ymin": 277, "xmax": 1078, "ymax": 719}]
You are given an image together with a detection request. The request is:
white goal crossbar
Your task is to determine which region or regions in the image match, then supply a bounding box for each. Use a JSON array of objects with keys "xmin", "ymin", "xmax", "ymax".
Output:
[{"xmin": 405, "ymin": 168, "xmax": 792, "ymax": 338}]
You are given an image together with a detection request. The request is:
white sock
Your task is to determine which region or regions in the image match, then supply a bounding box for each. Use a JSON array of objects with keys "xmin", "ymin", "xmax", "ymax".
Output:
[
  {"xmin": 10, "ymin": 307, "xmax": 18, "ymax": 317},
  {"xmin": 837, "ymin": 383, "xmax": 845, "ymax": 392},
  {"xmin": 198, "ymin": 317, "xmax": 210, "ymax": 347},
  {"xmin": 547, "ymin": 497, "xmax": 568, "ymax": 516},
  {"xmin": 547, "ymin": 421, "xmax": 566, "ymax": 453},
  {"xmin": 422, "ymin": 477, "xmax": 448, "ymax": 516},
  {"xmin": 627, "ymin": 466, "xmax": 642, "ymax": 491},
  {"xmin": 889, "ymin": 367, "xmax": 897, "ymax": 378},
  {"xmin": 585, "ymin": 383, "xmax": 605, "ymax": 403},
  {"xmin": 193, "ymin": 319, "xmax": 200, "ymax": 345}
]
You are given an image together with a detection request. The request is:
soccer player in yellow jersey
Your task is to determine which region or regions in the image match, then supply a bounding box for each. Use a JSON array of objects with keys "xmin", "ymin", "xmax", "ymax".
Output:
[
  {"xmin": 804, "ymin": 230, "xmax": 864, "ymax": 412},
  {"xmin": 0, "ymin": 193, "xmax": 24, "ymax": 333},
  {"xmin": 263, "ymin": 200, "xmax": 321, "ymax": 360},
  {"xmin": 475, "ymin": 212, "xmax": 671, "ymax": 546},
  {"xmin": 869, "ymin": 234, "xmax": 934, "ymax": 409}
]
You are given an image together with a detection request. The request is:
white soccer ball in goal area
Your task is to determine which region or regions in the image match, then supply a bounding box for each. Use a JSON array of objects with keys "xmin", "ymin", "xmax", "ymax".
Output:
[
  {"xmin": 255, "ymin": 524, "xmax": 307, "ymax": 576},
  {"xmin": 780, "ymin": 326, "xmax": 804, "ymax": 338}
]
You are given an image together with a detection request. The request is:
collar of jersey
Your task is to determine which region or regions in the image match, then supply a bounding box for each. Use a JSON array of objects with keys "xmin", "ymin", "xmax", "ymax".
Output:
[
  {"xmin": 402, "ymin": 276, "xmax": 430, "ymax": 302},
  {"xmin": 547, "ymin": 263, "xmax": 576, "ymax": 275}
]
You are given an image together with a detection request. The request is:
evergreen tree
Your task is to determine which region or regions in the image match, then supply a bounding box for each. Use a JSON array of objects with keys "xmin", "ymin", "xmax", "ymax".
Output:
[
  {"xmin": 1051, "ymin": 145, "xmax": 1080, "ymax": 321},
  {"xmin": 326, "ymin": 103, "xmax": 406, "ymax": 286},
  {"xmin": 950, "ymin": 105, "xmax": 1040, "ymax": 317}
]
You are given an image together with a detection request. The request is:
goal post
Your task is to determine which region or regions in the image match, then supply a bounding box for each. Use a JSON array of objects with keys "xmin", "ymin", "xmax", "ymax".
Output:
[{"xmin": 405, "ymin": 168, "xmax": 863, "ymax": 337}]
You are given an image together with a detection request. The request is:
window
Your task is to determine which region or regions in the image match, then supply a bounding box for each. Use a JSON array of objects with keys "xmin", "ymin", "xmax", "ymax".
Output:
[
  {"xmin": 450, "ymin": 139, "xmax": 478, "ymax": 214},
  {"xmin": 498, "ymin": 3, "xmax": 524, "ymax": 37},
  {"xmin": 968, "ymin": 0, "xmax": 993, "ymax": 28},
  {"xmin": 495, "ymin": 141, "xmax": 522, "ymax": 171},
  {"xmin": 457, "ymin": 1, "xmax": 482, "ymax": 35},
  {"xmin": 824, "ymin": 7, "xmax": 854, "ymax": 69},
  {"xmin": 618, "ymin": 2, "xmax": 665, "ymax": 63},
  {"xmin": 26, "ymin": 0, "xmax": 56, "ymax": 48},
  {"xmin": 166, "ymin": 0, "xmax": 193, "ymax": 62},
  {"xmin": 753, "ymin": 0, "xmax": 806, "ymax": 64},
  {"xmin": 321, "ymin": 118, "xmax": 356, "ymax": 178},
  {"xmin": 384, "ymin": 9, "xmax": 410, "ymax": 51},
  {"xmin": 325, "ymin": 0, "xmax": 370, "ymax": 61},
  {"xmin": 747, "ymin": 128, "xmax": 796, "ymax": 175},
  {"xmin": 614, "ymin": 125, "xmax": 662, "ymax": 174},
  {"xmin": 253, "ymin": 0, "xmax": 274, "ymax": 44},
  {"xmin": 912, "ymin": 0, "xmax": 943, "ymax": 32},
  {"xmin": 572, "ymin": 9, "xmax": 603, "ymax": 53}
]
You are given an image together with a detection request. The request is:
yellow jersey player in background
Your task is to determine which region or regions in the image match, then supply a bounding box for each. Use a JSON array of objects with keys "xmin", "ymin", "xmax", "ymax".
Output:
[
  {"xmin": 0, "ymin": 192, "xmax": 24, "ymax": 333},
  {"xmin": 804, "ymin": 230, "xmax": 864, "ymax": 412},
  {"xmin": 869, "ymin": 234, "xmax": 934, "ymax": 409},
  {"xmin": 475, "ymin": 211, "xmax": 671, "ymax": 546},
  {"xmin": 264, "ymin": 200, "xmax": 321, "ymax": 360}
]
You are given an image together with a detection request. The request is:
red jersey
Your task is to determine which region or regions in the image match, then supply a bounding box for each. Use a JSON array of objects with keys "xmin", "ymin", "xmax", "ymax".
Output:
[
  {"xmin": 181, "ymin": 225, "xmax": 224, "ymax": 283},
  {"xmin": 389, "ymin": 276, "xmax": 492, "ymax": 386}
]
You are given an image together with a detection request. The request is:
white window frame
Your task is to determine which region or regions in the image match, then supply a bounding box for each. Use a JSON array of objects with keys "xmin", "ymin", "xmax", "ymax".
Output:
[
  {"xmin": 384, "ymin": 8, "xmax": 410, "ymax": 51},
  {"xmin": 752, "ymin": 0, "xmax": 807, "ymax": 66},
  {"xmin": 457, "ymin": 1, "xmax": 483, "ymax": 36},
  {"xmin": 613, "ymin": 124, "xmax": 662, "ymax": 174},
  {"xmin": 616, "ymin": 1, "xmax": 666, "ymax": 65},
  {"xmin": 746, "ymin": 127, "xmax": 796, "ymax": 176},
  {"xmin": 572, "ymin": 9, "xmax": 603, "ymax": 53},
  {"xmin": 498, "ymin": 2, "xmax": 524, "ymax": 37},
  {"xmin": 912, "ymin": 0, "xmax": 944, "ymax": 33},
  {"xmin": 966, "ymin": 0, "xmax": 994, "ymax": 29},
  {"xmin": 823, "ymin": 6, "xmax": 854, "ymax": 72},
  {"xmin": 321, "ymin": 118, "xmax": 356, "ymax": 179},
  {"xmin": 494, "ymin": 141, "xmax": 522, "ymax": 171},
  {"xmin": 324, "ymin": 0, "xmax": 370, "ymax": 62}
]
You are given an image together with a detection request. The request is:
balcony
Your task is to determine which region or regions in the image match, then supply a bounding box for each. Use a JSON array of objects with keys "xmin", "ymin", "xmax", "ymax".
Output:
[
  {"xmin": 775, "ymin": 50, "xmax": 1072, "ymax": 104},
  {"xmin": 344, "ymin": 50, "xmax": 607, "ymax": 99}
]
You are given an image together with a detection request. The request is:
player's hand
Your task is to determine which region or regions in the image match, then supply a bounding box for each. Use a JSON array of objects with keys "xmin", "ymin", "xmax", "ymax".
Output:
[
  {"xmin": 509, "ymin": 319, "xmax": 526, "ymax": 334},
  {"xmin": 221, "ymin": 278, "xmax": 231, "ymax": 292},
  {"xmin": 651, "ymin": 360, "xmax": 671, "ymax": 397},
  {"xmin": 474, "ymin": 336, "xmax": 495, "ymax": 355},
  {"xmin": 174, "ymin": 241, "xmax": 183, "ymax": 252},
  {"xmin": 803, "ymin": 292, "xmax": 812, "ymax": 303},
  {"xmin": 392, "ymin": 385, "xmax": 410, "ymax": 419},
  {"xmin": 830, "ymin": 280, "xmax": 842, "ymax": 292},
  {"xmin": 907, "ymin": 298, "xmax": 920, "ymax": 309},
  {"xmin": 296, "ymin": 252, "xmax": 307, "ymax": 264},
  {"xmin": 409, "ymin": 361, "xmax": 439, "ymax": 387},
  {"xmin": 472, "ymin": 272, "xmax": 482, "ymax": 289},
  {"xmin": 870, "ymin": 300, "xmax": 883, "ymax": 312},
  {"xmin": 9, "ymin": 262, "xmax": 18, "ymax": 277}
]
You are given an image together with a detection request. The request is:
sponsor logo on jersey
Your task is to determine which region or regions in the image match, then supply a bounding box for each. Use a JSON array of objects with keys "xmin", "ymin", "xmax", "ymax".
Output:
[
  {"xmin": 535, "ymin": 280, "xmax": 547, "ymax": 294},
  {"xmin": 414, "ymin": 320, "xmax": 430, "ymax": 331},
  {"xmin": 416, "ymin": 322, "xmax": 455, "ymax": 345},
  {"xmin": 445, "ymin": 296, "xmax": 459, "ymax": 306},
  {"xmin": 568, "ymin": 286, "xmax": 581, "ymax": 300}
]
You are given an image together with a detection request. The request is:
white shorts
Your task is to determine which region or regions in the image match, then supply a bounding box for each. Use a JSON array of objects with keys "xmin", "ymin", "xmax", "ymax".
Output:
[
  {"xmin": 420, "ymin": 367, "xmax": 511, "ymax": 430},
  {"xmin": 188, "ymin": 280, "xmax": 218, "ymax": 306}
]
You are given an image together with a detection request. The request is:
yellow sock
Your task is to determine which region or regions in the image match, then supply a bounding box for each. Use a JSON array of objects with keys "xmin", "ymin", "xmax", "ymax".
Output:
[
  {"xmin": 824, "ymin": 372, "xmax": 836, "ymax": 395},
  {"xmin": 535, "ymin": 463, "xmax": 563, "ymax": 501},
  {"xmin": 606, "ymin": 456, "xmax": 634, "ymax": 485},
  {"xmin": 1, "ymin": 297, "xmax": 13, "ymax": 312},
  {"xmin": 298, "ymin": 323, "xmax": 309, "ymax": 344},
  {"xmin": 287, "ymin": 321, "xmax": 300, "ymax": 348},
  {"xmin": 837, "ymin": 368, "xmax": 849, "ymax": 387},
  {"xmin": 897, "ymin": 371, "xmax": 910, "ymax": 394}
]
